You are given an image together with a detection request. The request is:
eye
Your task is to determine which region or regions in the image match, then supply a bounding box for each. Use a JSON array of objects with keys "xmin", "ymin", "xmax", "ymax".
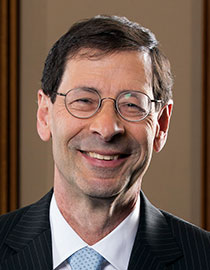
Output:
[
  {"xmin": 126, "ymin": 103, "xmax": 139, "ymax": 108},
  {"xmin": 73, "ymin": 98, "xmax": 93, "ymax": 104},
  {"xmin": 118, "ymin": 102, "xmax": 147, "ymax": 118},
  {"xmin": 120, "ymin": 102, "xmax": 144, "ymax": 111},
  {"xmin": 68, "ymin": 97, "xmax": 98, "ymax": 112}
]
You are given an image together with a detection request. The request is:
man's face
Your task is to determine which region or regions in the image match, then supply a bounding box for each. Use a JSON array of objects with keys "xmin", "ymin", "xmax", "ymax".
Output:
[{"xmin": 37, "ymin": 50, "xmax": 171, "ymax": 202}]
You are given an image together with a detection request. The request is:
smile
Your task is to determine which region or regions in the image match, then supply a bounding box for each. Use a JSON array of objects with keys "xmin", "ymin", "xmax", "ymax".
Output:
[
  {"xmin": 80, "ymin": 150, "xmax": 129, "ymax": 168},
  {"xmin": 87, "ymin": 152, "xmax": 119, "ymax": 161}
]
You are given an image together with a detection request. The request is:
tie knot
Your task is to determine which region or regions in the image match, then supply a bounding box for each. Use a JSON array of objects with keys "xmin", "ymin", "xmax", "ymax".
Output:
[{"xmin": 68, "ymin": 246, "xmax": 105, "ymax": 270}]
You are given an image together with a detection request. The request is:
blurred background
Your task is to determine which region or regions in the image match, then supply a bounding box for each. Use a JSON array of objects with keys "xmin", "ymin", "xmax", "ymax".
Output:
[{"xmin": 1, "ymin": 0, "xmax": 210, "ymax": 229}]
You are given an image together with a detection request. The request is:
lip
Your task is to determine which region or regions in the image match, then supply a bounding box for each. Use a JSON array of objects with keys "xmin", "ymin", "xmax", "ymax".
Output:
[{"xmin": 79, "ymin": 150, "xmax": 129, "ymax": 168}]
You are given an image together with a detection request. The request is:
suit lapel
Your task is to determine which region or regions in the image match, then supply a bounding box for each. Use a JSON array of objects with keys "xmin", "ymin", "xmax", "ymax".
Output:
[
  {"xmin": 0, "ymin": 189, "xmax": 183, "ymax": 269},
  {"xmin": 0, "ymin": 190, "xmax": 53, "ymax": 270},
  {"xmin": 128, "ymin": 191, "xmax": 183, "ymax": 270}
]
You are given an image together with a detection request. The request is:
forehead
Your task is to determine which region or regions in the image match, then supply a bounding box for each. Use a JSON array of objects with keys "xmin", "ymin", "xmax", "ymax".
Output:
[{"xmin": 59, "ymin": 50, "xmax": 153, "ymax": 95}]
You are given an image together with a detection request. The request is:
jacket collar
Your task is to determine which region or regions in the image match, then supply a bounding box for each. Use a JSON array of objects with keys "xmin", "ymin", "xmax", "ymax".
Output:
[
  {"xmin": 128, "ymin": 191, "xmax": 183, "ymax": 270},
  {"xmin": 1, "ymin": 190, "xmax": 183, "ymax": 270}
]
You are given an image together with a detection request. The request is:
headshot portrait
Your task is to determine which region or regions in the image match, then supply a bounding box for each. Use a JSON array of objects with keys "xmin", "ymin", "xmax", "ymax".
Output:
[{"xmin": 0, "ymin": 1, "xmax": 209, "ymax": 270}]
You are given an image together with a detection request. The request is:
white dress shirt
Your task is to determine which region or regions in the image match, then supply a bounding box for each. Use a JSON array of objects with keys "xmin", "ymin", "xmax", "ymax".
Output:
[{"xmin": 50, "ymin": 194, "xmax": 140, "ymax": 270}]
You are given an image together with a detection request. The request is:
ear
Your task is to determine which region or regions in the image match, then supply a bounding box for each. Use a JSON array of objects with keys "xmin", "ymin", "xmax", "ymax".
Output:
[
  {"xmin": 37, "ymin": 89, "xmax": 51, "ymax": 141},
  {"xmin": 153, "ymin": 101, "xmax": 173, "ymax": 152}
]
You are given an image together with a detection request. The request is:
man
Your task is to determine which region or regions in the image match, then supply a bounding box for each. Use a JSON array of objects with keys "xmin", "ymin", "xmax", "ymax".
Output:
[{"xmin": 0, "ymin": 15, "xmax": 209, "ymax": 270}]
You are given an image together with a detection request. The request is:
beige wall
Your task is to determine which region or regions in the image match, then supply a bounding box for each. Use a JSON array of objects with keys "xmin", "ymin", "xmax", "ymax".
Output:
[{"xmin": 20, "ymin": 0, "xmax": 203, "ymax": 226}]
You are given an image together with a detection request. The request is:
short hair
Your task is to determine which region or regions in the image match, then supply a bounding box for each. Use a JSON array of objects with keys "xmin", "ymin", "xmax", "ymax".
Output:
[{"xmin": 41, "ymin": 15, "xmax": 173, "ymax": 106}]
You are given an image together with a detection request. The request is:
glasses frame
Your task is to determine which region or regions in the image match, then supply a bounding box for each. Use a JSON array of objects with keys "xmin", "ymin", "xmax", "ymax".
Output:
[{"xmin": 55, "ymin": 88, "xmax": 162, "ymax": 122}]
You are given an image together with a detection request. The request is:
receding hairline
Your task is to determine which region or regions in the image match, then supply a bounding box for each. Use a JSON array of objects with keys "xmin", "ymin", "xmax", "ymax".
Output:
[
  {"xmin": 65, "ymin": 45, "xmax": 151, "ymax": 62},
  {"xmin": 41, "ymin": 15, "xmax": 173, "ymax": 105}
]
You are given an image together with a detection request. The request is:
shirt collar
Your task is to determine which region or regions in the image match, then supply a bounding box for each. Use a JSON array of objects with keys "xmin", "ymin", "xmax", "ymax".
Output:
[{"xmin": 50, "ymin": 194, "xmax": 140, "ymax": 270}]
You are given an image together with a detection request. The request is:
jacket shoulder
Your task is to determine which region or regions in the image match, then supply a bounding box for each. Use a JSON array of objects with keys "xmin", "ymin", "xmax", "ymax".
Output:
[
  {"xmin": 161, "ymin": 209, "xmax": 210, "ymax": 247},
  {"xmin": 0, "ymin": 206, "xmax": 30, "ymax": 237},
  {"xmin": 0, "ymin": 190, "xmax": 53, "ymax": 244}
]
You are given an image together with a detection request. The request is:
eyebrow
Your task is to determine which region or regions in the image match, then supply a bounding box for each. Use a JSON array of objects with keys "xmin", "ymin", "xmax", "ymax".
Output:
[
  {"xmin": 75, "ymin": 86, "xmax": 151, "ymax": 99},
  {"xmin": 76, "ymin": 86, "xmax": 101, "ymax": 93}
]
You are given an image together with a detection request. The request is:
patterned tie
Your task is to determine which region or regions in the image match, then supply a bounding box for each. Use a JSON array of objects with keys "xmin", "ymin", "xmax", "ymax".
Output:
[{"xmin": 68, "ymin": 246, "xmax": 105, "ymax": 270}]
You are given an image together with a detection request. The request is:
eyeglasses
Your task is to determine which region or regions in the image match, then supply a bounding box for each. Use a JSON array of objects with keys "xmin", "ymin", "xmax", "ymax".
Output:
[{"xmin": 56, "ymin": 87, "xmax": 162, "ymax": 122}]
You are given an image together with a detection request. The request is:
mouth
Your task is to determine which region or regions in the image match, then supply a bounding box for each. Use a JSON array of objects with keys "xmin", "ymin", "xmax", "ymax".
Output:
[
  {"xmin": 79, "ymin": 149, "xmax": 131, "ymax": 170},
  {"xmin": 80, "ymin": 151, "xmax": 129, "ymax": 161},
  {"xmin": 87, "ymin": 152, "xmax": 119, "ymax": 161}
]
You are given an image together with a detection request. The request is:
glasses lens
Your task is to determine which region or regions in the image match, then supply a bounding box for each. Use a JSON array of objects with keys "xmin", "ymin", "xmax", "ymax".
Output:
[
  {"xmin": 65, "ymin": 88, "xmax": 100, "ymax": 118},
  {"xmin": 117, "ymin": 92, "xmax": 150, "ymax": 121}
]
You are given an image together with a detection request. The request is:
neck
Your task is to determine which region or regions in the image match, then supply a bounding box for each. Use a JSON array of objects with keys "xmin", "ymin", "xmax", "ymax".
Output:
[{"xmin": 54, "ymin": 179, "xmax": 138, "ymax": 245}]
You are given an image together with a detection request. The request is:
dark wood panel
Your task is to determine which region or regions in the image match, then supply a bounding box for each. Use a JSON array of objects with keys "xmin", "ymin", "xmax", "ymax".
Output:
[
  {"xmin": 202, "ymin": 0, "xmax": 210, "ymax": 229},
  {"xmin": 0, "ymin": 0, "xmax": 19, "ymax": 214}
]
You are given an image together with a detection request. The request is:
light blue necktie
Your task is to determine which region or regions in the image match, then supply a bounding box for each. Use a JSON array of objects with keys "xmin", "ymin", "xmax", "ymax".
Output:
[{"xmin": 68, "ymin": 246, "xmax": 105, "ymax": 270}]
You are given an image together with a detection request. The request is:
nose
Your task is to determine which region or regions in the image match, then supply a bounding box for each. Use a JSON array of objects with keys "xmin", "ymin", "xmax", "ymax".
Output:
[{"xmin": 89, "ymin": 99, "xmax": 125, "ymax": 141}]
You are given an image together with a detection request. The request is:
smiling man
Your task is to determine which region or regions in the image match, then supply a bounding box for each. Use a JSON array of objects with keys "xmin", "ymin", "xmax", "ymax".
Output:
[{"xmin": 0, "ymin": 15, "xmax": 210, "ymax": 270}]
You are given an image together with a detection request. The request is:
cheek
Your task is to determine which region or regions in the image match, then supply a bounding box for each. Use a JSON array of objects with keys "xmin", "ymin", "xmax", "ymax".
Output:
[
  {"xmin": 51, "ymin": 118, "xmax": 85, "ymax": 163},
  {"xmin": 129, "ymin": 119, "xmax": 158, "ymax": 166},
  {"xmin": 50, "ymin": 107, "xmax": 85, "ymax": 142},
  {"xmin": 131, "ymin": 122, "xmax": 156, "ymax": 147}
]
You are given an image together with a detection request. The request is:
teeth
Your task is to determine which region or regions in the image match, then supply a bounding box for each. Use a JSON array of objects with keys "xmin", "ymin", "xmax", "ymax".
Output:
[{"xmin": 88, "ymin": 152, "xmax": 119, "ymax": 161}]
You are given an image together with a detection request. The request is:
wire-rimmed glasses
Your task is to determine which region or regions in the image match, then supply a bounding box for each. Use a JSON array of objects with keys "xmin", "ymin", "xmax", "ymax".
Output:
[{"xmin": 56, "ymin": 87, "xmax": 162, "ymax": 122}]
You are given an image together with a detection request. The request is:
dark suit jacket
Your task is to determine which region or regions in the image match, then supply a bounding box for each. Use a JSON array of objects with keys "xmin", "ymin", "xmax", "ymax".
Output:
[{"xmin": 0, "ymin": 190, "xmax": 210, "ymax": 270}]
